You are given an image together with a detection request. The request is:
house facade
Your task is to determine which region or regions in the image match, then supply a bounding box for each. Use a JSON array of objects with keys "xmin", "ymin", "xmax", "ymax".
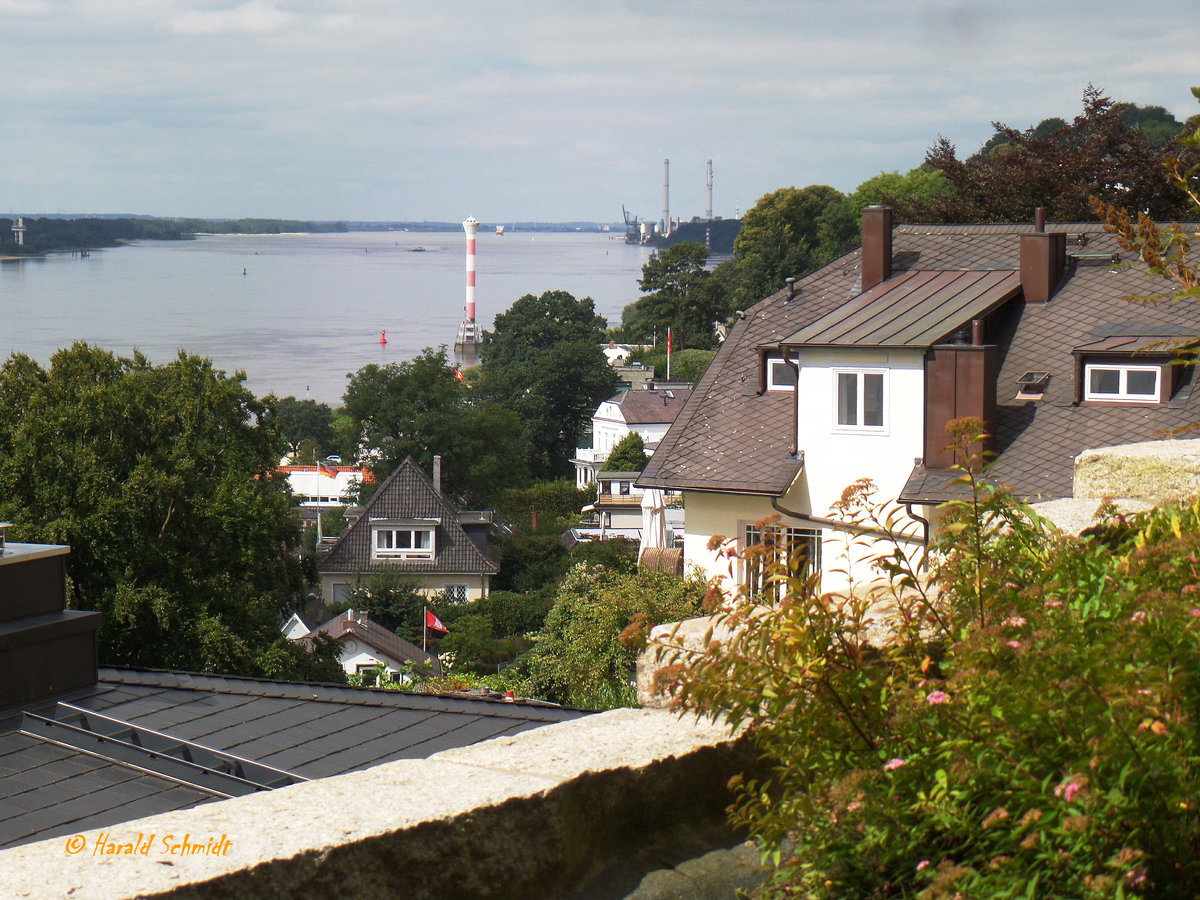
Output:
[
  {"xmin": 573, "ymin": 386, "xmax": 692, "ymax": 487},
  {"xmin": 319, "ymin": 458, "xmax": 499, "ymax": 606},
  {"xmin": 294, "ymin": 609, "xmax": 441, "ymax": 682},
  {"xmin": 640, "ymin": 207, "xmax": 1200, "ymax": 594}
]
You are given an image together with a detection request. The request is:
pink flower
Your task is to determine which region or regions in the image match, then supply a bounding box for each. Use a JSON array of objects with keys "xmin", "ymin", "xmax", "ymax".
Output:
[
  {"xmin": 1130, "ymin": 610, "xmax": 1147, "ymax": 623},
  {"xmin": 1054, "ymin": 780, "xmax": 1081, "ymax": 802},
  {"xmin": 1190, "ymin": 609, "xmax": 1200, "ymax": 617},
  {"xmin": 916, "ymin": 859, "xmax": 931, "ymax": 872},
  {"xmin": 1004, "ymin": 616, "xmax": 1027, "ymax": 627},
  {"xmin": 884, "ymin": 758, "xmax": 907, "ymax": 771},
  {"xmin": 926, "ymin": 690, "xmax": 949, "ymax": 705},
  {"xmin": 1005, "ymin": 640, "xmax": 1022, "ymax": 649},
  {"xmin": 1044, "ymin": 599, "xmax": 1063, "ymax": 609}
]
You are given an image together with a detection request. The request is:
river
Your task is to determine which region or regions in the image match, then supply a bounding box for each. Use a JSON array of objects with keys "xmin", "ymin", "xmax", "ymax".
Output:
[{"xmin": 0, "ymin": 230, "xmax": 653, "ymax": 405}]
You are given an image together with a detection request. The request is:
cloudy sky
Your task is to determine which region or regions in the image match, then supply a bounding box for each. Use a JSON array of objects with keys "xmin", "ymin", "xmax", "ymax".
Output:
[{"xmin": 1, "ymin": 0, "xmax": 1196, "ymax": 223}]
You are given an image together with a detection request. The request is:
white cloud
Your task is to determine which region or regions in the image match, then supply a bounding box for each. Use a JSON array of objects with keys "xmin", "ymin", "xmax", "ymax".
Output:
[{"xmin": 169, "ymin": 0, "xmax": 292, "ymax": 36}]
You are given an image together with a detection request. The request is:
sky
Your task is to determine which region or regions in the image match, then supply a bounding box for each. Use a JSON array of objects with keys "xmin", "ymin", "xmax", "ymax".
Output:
[{"xmin": 1, "ymin": 0, "xmax": 1197, "ymax": 224}]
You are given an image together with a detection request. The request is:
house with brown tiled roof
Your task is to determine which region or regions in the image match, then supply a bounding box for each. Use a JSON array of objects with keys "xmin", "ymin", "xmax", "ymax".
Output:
[
  {"xmin": 295, "ymin": 608, "xmax": 442, "ymax": 682},
  {"xmin": 573, "ymin": 386, "xmax": 692, "ymax": 488},
  {"xmin": 319, "ymin": 458, "xmax": 499, "ymax": 606},
  {"xmin": 639, "ymin": 206, "xmax": 1200, "ymax": 593}
]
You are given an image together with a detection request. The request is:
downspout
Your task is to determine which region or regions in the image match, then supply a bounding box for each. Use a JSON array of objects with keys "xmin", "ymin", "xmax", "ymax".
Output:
[
  {"xmin": 782, "ymin": 345, "xmax": 800, "ymax": 457},
  {"xmin": 903, "ymin": 501, "xmax": 930, "ymax": 547}
]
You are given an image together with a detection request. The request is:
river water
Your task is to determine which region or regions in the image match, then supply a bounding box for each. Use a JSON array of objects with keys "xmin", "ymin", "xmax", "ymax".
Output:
[{"xmin": 0, "ymin": 231, "xmax": 652, "ymax": 405}]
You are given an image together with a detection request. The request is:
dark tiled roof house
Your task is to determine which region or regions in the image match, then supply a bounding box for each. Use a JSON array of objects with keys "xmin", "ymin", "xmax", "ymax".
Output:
[
  {"xmin": 319, "ymin": 458, "xmax": 499, "ymax": 606},
  {"xmin": 639, "ymin": 207, "xmax": 1200, "ymax": 592}
]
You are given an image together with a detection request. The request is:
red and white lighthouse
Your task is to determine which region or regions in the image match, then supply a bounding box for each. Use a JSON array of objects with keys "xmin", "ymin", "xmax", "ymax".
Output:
[{"xmin": 453, "ymin": 216, "xmax": 483, "ymax": 369}]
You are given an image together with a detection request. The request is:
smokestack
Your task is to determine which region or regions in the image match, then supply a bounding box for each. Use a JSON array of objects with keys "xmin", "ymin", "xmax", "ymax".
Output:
[
  {"xmin": 662, "ymin": 158, "xmax": 670, "ymax": 237},
  {"xmin": 432, "ymin": 454, "xmax": 442, "ymax": 493},
  {"xmin": 860, "ymin": 206, "xmax": 893, "ymax": 291},
  {"xmin": 706, "ymin": 159, "xmax": 713, "ymax": 221}
]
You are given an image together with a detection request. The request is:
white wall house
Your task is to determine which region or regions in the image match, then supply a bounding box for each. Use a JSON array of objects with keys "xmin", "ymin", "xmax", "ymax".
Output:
[
  {"xmin": 641, "ymin": 207, "xmax": 1200, "ymax": 596},
  {"xmin": 573, "ymin": 387, "xmax": 691, "ymax": 488}
]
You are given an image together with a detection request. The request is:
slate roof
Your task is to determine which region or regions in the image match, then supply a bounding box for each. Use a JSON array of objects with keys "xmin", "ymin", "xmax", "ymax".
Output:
[
  {"xmin": 0, "ymin": 666, "xmax": 587, "ymax": 850},
  {"xmin": 606, "ymin": 388, "xmax": 693, "ymax": 425},
  {"xmin": 321, "ymin": 457, "xmax": 498, "ymax": 576},
  {"xmin": 307, "ymin": 609, "xmax": 442, "ymax": 676},
  {"xmin": 641, "ymin": 221, "xmax": 1200, "ymax": 502}
]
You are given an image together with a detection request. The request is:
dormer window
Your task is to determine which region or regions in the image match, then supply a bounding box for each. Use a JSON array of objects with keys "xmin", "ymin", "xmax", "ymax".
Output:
[
  {"xmin": 371, "ymin": 521, "xmax": 436, "ymax": 559},
  {"xmin": 766, "ymin": 358, "xmax": 797, "ymax": 391},
  {"xmin": 834, "ymin": 369, "xmax": 886, "ymax": 431},
  {"xmin": 1083, "ymin": 363, "xmax": 1160, "ymax": 403}
]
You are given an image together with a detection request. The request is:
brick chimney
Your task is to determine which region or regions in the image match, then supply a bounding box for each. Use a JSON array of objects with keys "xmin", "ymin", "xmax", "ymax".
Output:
[
  {"xmin": 0, "ymin": 530, "xmax": 102, "ymax": 708},
  {"xmin": 1019, "ymin": 232, "xmax": 1066, "ymax": 303},
  {"xmin": 860, "ymin": 206, "xmax": 893, "ymax": 291}
]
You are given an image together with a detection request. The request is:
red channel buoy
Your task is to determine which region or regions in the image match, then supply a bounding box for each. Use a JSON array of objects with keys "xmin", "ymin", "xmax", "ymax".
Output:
[{"xmin": 379, "ymin": 330, "xmax": 388, "ymax": 345}]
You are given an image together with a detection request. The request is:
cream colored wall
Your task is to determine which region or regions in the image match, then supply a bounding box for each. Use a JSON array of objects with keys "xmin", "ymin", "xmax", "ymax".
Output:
[{"xmin": 320, "ymin": 572, "xmax": 489, "ymax": 605}]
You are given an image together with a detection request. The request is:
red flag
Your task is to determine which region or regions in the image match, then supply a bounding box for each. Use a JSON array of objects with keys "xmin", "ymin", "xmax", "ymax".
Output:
[
  {"xmin": 317, "ymin": 460, "xmax": 337, "ymax": 479},
  {"xmin": 425, "ymin": 608, "xmax": 448, "ymax": 633},
  {"xmin": 454, "ymin": 368, "xmax": 465, "ymax": 381}
]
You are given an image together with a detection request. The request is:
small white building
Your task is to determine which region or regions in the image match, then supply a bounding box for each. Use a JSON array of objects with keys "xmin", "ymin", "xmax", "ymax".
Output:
[
  {"xmin": 291, "ymin": 609, "xmax": 441, "ymax": 683},
  {"xmin": 573, "ymin": 387, "xmax": 692, "ymax": 488},
  {"xmin": 280, "ymin": 464, "xmax": 370, "ymax": 507}
]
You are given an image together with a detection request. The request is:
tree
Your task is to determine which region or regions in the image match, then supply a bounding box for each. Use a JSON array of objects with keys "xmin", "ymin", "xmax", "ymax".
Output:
[
  {"xmin": 620, "ymin": 242, "xmax": 732, "ymax": 350},
  {"xmin": 342, "ymin": 347, "xmax": 531, "ymax": 507},
  {"xmin": 0, "ymin": 343, "xmax": 337, "ymax": 680},
  {"xmin": 274, "ymin": 396, "xmax": 336, "ymax": 458},
  {"xmin": 481, "ymin": 291, "xmax": 618, "ymax": 479},
  {"xmin": 521, "ymin": 565, "xmax": 706, "ymax": 709},
  {"xmin": 901, "ymin": 86, "xmax": 1198, "ymax": 223},
  {"xmin": 603, "ymin": 432, "xmax": 649, "ymax": 473},
  {"xmin": 817, "ymin": 167, "xmax": 953, "ymax": 248},
  {"xmin": 633, "ymin": 347, "xmax": 716, "ymax": 385},
  {"xmin": 339, "ymin": 570, "xmax": 431, "ymax": 644},
  {"xmin": 729, "ymin": 185, "xmax": 846, "ymax": 306}
]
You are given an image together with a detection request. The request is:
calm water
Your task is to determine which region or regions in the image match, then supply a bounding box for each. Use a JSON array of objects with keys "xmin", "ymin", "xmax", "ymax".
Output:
[{"xmin": 0, "ymin": 231, "xmax": 652, "ymax": 405}]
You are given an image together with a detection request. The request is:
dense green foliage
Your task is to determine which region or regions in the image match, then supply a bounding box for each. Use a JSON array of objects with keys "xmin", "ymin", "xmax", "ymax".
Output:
[
  {"xmin": 336, "ymin": 570, "xmax": 434, "ymax": 644},
  {"xmin": 523, "ymin": 565, "xmax": 706, "ymax": 708},
  {"xmin": 481, "ymin": 290, "xmax": 618, "ymax": 479},
  {"xmin": 275, "ymin": 396, "xmax": 338, "ymax": 459},
  {"xmin": 633, "ymin": 347, "xmax": 716, "ymax": 385},
  {"xmin": 602, "ymin": 432, "xmax": 650, "ymax": 473},
  {"xmin": 620, "ymin": 242, "xmax": 733, "ymax": 349},
  {"xmin": 342, "ymin": 347, "xmax": 530, "ymax": 507},
  {"xmin": 0, "ymin": 344, "xmax": 341, "ymax": 681},
  {"xmin": 672, "ymin": 421, "xmax": 1200, "ymax": 897}
]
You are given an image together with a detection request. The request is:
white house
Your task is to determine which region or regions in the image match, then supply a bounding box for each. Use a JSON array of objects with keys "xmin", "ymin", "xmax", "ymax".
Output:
[
  {"xmin": 280, "ymin": 464, "xmax": 370, "ymax": 507},
  {"xmin": 292, "ymin": 608, "xmax": 440, "ymax": 683},
  {"xmin": 573, "ymin": 386, "xmax": 692, "ymax": 488},
  {"xmin": 640, "ymin": 207, "xmax": 1200, "ymax": 595}
]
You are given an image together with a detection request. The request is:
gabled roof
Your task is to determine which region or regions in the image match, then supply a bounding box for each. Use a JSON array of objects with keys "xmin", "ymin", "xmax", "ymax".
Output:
[
  {"xmin": 604, "ymin": 388, "xmax": 693, "ymax": 425},
  {"xmin": 307, "ymin": 609, "xmax": 441, "ymax": 676},
  {"xmin": 783, "ymin": 270, "xmax": 1020, "ymax": 348},
  {"xmin": 0, "ymin": 667, "xmax": 587, "ymax": 849},
  {"xmin": 320, "ymin": 458, "xmax": 498, "ymax": 576},
  {"xmin": 642, "ymin": 221, "xmax": 1200, "ymax": 501}
]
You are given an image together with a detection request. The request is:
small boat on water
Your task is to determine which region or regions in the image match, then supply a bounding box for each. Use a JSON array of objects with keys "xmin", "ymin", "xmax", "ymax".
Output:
[
  {"xmin": 495, "ymin": 226, "xmax": 505, "ymax": 236},
  {"xmin": 409, "ymin": 246, "xmax": 426, "ymax": 252}
]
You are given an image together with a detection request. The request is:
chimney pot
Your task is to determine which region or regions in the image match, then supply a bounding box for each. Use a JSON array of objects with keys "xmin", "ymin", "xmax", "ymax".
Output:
[
  {"xmin": 860, "ymin": 206, "xmax": 893, "ymax": 291},
  {"xmin": 1020, "ymin": 232, "xmax": 1066, "ymax": 303},
  {"xmin": 432, "ymin": 455, "xmax": 442, "ymax": 493}
]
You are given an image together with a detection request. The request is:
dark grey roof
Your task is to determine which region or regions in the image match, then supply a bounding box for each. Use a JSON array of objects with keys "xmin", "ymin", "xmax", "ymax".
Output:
[
  {"xmin": 0, "ymin": 667, "xmax": 587, "ymax": 850},
  {"xmin": 642, "ymin": 221, "xmax": 1200, "ymax": 501},
  {"xmin": 783, "ymin": 270, "xmax": 1020, "ymax": 348},
  {"xmin": 306, "ymin": 609, "xmax": 441, "ymax": 675},
  {"xmin": 607, "ymin": 388, "xmax": 693, "ymax": 425},
  {"xmin": 321, "ymin": 457, "xmax": 498, "ymax": 576}
]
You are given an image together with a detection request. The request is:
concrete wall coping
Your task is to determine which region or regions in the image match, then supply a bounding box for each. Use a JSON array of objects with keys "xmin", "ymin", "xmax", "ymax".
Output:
[{"xmin": 0, "ymin": 707, "xmax": 746, "ymax": 900}]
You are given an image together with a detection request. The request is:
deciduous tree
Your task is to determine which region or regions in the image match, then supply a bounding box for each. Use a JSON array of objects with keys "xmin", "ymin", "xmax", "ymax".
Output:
[{"xmin": 0, "ymin": 344, "xmax": 338, "ymax": 681}]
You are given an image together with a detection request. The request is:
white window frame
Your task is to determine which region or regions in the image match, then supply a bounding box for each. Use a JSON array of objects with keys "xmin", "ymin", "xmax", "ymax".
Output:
[
  {"xmin": 832, "ymin": 368, "xmax": 887, "ymax": 433},
  {"xmin": 371, "ymin": 524, "xmax": 435, "ymax": 559},
  {"xmin": 742, "ymin": 524, "xmax": 822, "ymax": 597},
  {"xmin": 766, "ymin": 358, "xmax": 797, "ymax": 391},
  {"xmin": 1083, "ymin": 363, "xmax": 1160, "ymax": 403}
]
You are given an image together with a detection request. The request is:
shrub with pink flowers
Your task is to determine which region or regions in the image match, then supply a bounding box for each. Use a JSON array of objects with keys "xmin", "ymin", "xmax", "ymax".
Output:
[{"xmin": 668, "ymin": 419, "xmax": 1200, "ymax": 898}]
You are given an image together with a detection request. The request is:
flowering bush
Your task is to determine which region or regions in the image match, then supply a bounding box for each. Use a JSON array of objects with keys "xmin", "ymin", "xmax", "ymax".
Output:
[{"xmin": 669, "ymin": 421, "xmax": 1200, "ymax": 898}]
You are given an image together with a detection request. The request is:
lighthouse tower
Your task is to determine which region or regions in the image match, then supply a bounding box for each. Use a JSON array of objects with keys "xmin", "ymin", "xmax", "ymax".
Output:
[
  {"xmin": 453, "ymin": 216, "xmax": 483, "ymax": 369},
  {"xmin": 11, "ymin": 217, "xmax": 26, "ymax": 247}
]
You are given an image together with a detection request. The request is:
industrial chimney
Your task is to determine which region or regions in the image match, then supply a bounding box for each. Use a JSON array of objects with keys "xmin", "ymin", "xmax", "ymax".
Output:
[
  {"xmin": 662, "ymin": 159, "xmax": 670, "ymax": 238},
  {"xmin": 706, "ymin": 160, "xmax": 713, "ymax": 221}
]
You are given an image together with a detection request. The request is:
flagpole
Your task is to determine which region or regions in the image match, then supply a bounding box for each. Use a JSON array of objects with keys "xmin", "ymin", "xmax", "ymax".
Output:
[
  {"xmin": 315, "ymin": 453, "xmax": 323, "ymax": 543},
  {"xmin": 423, "ymin": 606, "xmax": 427, "ymax": 652}
]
